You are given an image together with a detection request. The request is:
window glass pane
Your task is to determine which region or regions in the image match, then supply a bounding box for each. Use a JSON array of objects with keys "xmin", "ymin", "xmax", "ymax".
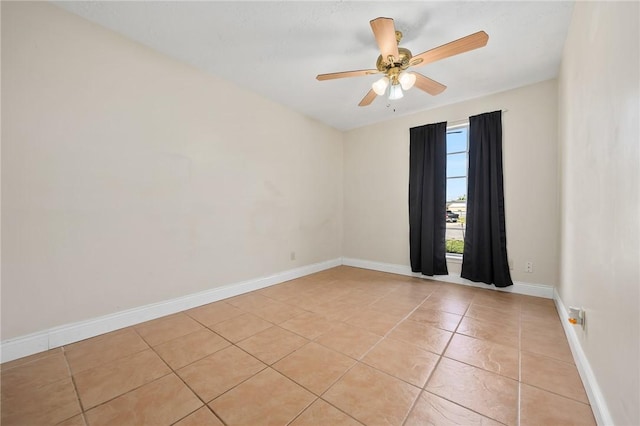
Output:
[
  {"xmin": 446, "ymin": 177, "xmax": 466, "ymax": 202},
  {"xmin": 446, "ymin": 124, "xmax": 468, "ymax": 256},
  {"xmin": 447, "ymin": 127, "xmax": 468, "ymax": 153},
  {"xmin": 447, "ymin": 153, "xmax": 467, "ymax": 177}
]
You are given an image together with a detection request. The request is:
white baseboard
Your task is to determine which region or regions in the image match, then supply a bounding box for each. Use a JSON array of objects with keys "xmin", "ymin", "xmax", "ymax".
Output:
[
  {"xmin": 341, "ymin": 257, "xmax": 554, "ymax": 299},
  {"xmin": 0, "ymin": 258, "xmax": 341, "ymax": 363},
  {"xmin": 1, "ymin": 256, "xmax": 612, "ymax": 425},
  {"xmin": 554, "ymin": 290, "xmax": 613, "ymax": 426}
]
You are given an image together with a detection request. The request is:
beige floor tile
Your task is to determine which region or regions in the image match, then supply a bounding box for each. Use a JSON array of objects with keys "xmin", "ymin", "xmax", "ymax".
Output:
[
  {"xmin": 362, "ymin": 337, "xmax": 439, "ymax": 387},
  {"xmin": 426, "ymin": 357, "xmax": 518, "ymax": 425},
  {"xmin": 280, "ymin": 312, "xmax": 335, "ymax": 340},
  {"xmin": 521, "ymin": 308, "xmax": 565, "ymax": 329},
  {"xmin": 520, "ymin": 384, "xmax": 596, "ymax": 426},
  {"xmin": 237, "ymin": 326, "xmax": 308, "ymax": 365},
  {"xmin": 457, "ymin": 316, "xmax": 519, "ymax": 348},
  {"xmin": 273, "ymin": 342, "xmax": 355, "ymax": 395},
  {"xmin": 250, "ymin": 299, "xmax": 306, "ymax": 324},
  {"xmin": 315, "ymin": 323, "xmax": 381, "ymax": 359},
  {"xmin": 344, "ymin": 289, "xmax": 385, "ymax": 306},
  {"xmin": 521, "ymin": 316, "xmax": 566, "ymax": 339},
  {"xmin": 134, "ymin": 313, "xmax": 204, "ymax": 346},
  {"xmin": 388, "ymin": 319, "xmax": 452, "ymax": 355},
  {"xmin": 258, "ymin": 282, "xmax": 303, "ymax": 301},
  {"xmin": 520, "ymin": 300, "xmax": 558, "ymax": 319},
  {"xmin": 465, "ymin": 303, "xmax": 520, "ymax": 324},
  {"xmin": 185, "ymin": 301, "xmax": 244, "ymax": 327},
  {"xmin": 519, "ymin": 294, "xmax": 556, "ymax": 307},
  {"xmin": 210, "ymin": 368, "xmax": 315, "ymax": 425},
  {"xmin": 174, "ymin": 406, "xmax": 224, "ymax": 426},
  {"xmin": 472, "ymin": 293, "xmax": 521, "ymax": 312},
  {"xmin": 290, "ymin": 399, "xmax": 362, "ymax": 426},
  {"xmin": 387, "ymin": 281, "xmax": 438, "ymax": 299},
  {"xmin": 311, "ymin": 300, "xmax": 361, "ymax": 322},
  {"xmin": 65, "ymin": 328, "xmax": 149, "ymax": 374},
  {"xmin": 152, "ymin": 329, "xmax": 230, "ymax": 370},
  {"xmin": 405, "ymin": 391, "xmax": 503, "ymax": 426},
  {"xmin": 210, "ymin": 312, "xmax": 273, "ymax": 342},
  {"xmin": 84, "ymin": 374, "xmax": 202, "ymax": 426},
  {"xmin": 56, "ymin": 414, "xmax": 87, "ymax": 426},
  {"xmin": 521, "ymin": 326, "xmax": 574, "ymax": 363},
  {"xmin": 369, "ymin": 297, "xmax": 422, "ymax": 317},
  {"xmin": 521, "ymin": 351, "xmax": 588, "ymax": 403},
  {"xmin": 444, "ymin": 333, "xmax": 519, "ymax": 379},
  {"xmin": 177, "ymin": 345, "xmax": 265, "ymax": 402},
  {"xmin": 431, "ymin": 287, "xmax": 477, "ymax": 303},
  {"xmin": 1, "ymin": 377, "xmax": 81, "ymax": 426},
  {"xmin": 0, "ymin": 352, "xmax": 70, "ymax": 396},
  {"xmin": 73, "ymin": 349, "xmax": 170, "ymax": 409},
  {"xmin": 421, "ymin": 296, "xmax": 470, "ymax": 315},
  {"xmin": 323, "ymin": 362, "xmax": 420, "ymax": 425},
  {"xmin": 285, "ymin": 294, "xmax": 326, "ymax": 311},
  {"xmin": 225, "ymin": 292, "xmax": 274, "ymax": 311},
  {"xmin": 408, "ymin": 307, "xmax": 463, "ymax": 332},
  {"xmin": 345, "ymin": 308, "xmax": 404, "ymax": 336}
]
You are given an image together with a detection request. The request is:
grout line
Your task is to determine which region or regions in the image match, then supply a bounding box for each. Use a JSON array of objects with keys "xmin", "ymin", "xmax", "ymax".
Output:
[
  {"xmin": 284, "ymin": 396, "xmax": 321, "ymax": 426},
  {"xmin": 60, "ymin": 346, "xmax": 89, "ymax": 425},
  {"xmin": 168, "ymin": 405, "xmax": 227, "ymax": 426},
  {"xmin": 517, "ymin": 302, "xmax": 523, "ymax": 426},
  {"xmin": 314, "ymin": 397, "xmax": 366, "ymax": 425},
  {"xmin": 79, "ymin": 371, "xmax": 175, "ymax": 416}
]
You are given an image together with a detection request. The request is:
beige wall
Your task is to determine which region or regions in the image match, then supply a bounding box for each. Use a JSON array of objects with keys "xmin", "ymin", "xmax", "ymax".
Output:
[
  {"xmin": 557, "ymin": 2, "xmax": 639, "ymax": 424},
  {"xmin": 343, "ymin": 80, "xmax": 559, "ymax": 286},
  {"xmin": 1, "ymin": 2, "xmax": 343, "ymax": 339}
]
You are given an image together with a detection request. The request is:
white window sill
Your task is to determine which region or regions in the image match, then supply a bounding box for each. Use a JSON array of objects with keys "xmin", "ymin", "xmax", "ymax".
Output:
[{"xmin": 446, "ymin": 254, "xmax": 463, "ymax": 264}]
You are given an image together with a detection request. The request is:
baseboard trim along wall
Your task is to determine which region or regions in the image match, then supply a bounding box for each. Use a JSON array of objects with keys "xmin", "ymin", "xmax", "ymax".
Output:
[
  {"xmin": 554, "ymin": 290, "xmax": 613, "ymax": 426},
  {"xmin": 0, "ymin": 256, "xmax": 556, "ymax": 363},
  {"xmin": 341, "ymin": 257, "xmax": 555, "ymax": 299},
  {"xmin": 2, "ymin": 255, "xmax": 611, "ymax": 424},
  {"xmin": 0, "ymin": 258, "xmax": 341, "ymax": 363}
]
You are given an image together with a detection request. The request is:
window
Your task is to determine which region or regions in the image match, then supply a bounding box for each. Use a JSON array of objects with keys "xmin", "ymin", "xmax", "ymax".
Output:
[{"xmin": 446, "ymin": 124, "xmax": 469, "ymax": 255}]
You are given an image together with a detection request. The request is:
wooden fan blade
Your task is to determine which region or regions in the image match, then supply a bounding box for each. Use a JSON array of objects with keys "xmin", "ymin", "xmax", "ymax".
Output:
[
  {"xmin": 410, "ymin": 31, "xmax": 489, "ymax": 68},
  {"xmin": 413, "ymin": 73, "xmax": 447, "ymax": 95},
  {"xmin": 358, "ymin": 89, "xmax": 377, "ymax": 107},
  {"xmin": 316, "ymin": 69, "xmax": 379, "ymax": 81},
  {"xmin": 370, "ymin": 17, "xmax": 399, "ymax": 62}
]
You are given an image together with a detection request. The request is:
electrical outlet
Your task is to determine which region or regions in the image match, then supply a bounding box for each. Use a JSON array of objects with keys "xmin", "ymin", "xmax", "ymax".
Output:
[
  {"xmin": 508, "ymin": 258, "xmax": 514, "ymax": 270},
  {"xmin": 290, "ymin": 251, "xmax": 296, "ymax": 261},
  {"xmin": 568, "ymin": 306, "xmax": 586, "ymax": 329},
  {"xmin": 525, "ymin": 261, "xmax": 533, "ymax": 273}
]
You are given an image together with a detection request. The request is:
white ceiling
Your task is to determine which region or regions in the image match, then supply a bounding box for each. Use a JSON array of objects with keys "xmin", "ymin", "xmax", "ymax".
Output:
[{"xmin": 54, "ymin": 1, "xmax": 574, "ymax": 131}]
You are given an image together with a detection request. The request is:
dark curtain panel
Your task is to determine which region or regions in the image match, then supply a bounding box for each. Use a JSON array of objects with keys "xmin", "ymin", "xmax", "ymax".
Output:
[
  {"xmin": 409, "ymin": 122, "xmax": 448, "ymax": 276},
  {"xmin": 461, "ymin": 110, "xmax": 513, "ymax": 287}
]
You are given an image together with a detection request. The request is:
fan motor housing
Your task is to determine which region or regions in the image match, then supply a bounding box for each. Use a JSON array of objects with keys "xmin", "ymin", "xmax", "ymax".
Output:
[{"xmin": 376, "ymin": 47, "xmax": 413, "ymax": 72}]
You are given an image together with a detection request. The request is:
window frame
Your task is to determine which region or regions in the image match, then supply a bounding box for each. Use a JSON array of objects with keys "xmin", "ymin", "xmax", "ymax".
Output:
[{"xmin": 445, "ymin": 122, "xmax": 469, "ymax": 260}]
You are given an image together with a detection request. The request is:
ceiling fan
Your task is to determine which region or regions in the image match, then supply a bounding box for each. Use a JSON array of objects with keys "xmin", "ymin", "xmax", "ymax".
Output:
[{"xmin": 316, "ymin": 17, "xmax": 489, "ymax": 106}]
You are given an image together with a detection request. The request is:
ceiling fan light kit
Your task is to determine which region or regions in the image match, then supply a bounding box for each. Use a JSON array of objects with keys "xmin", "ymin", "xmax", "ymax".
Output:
[
  {"xmin": 316, "ymin": 17, "xmax": 489, "ymax": 107},
  {"xmin": 372, "ymin": 76, "xmax": 390, "ymax": 96},
  {"xmin": 399, "ymin": 71, "xmax": 416, "ymax": 90},
  {"xmin": 388, "ymin": 83, "xmax": 404, "ymax": 100}
]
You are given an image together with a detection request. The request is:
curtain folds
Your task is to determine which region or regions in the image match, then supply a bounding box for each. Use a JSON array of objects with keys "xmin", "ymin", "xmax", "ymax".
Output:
[
  {"xmin": 409, "ymin": 122, "xmax": 448, "ymax": 276},
  {"xmin": 461, "ymin": 110, "xmax": 513, "ymax": 287}
]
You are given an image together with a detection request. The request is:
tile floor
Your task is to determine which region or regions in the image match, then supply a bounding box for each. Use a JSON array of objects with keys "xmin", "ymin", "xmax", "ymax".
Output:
[{"xmin": 1, "ymin": 266, "xmax": 597, "ymax": 425}]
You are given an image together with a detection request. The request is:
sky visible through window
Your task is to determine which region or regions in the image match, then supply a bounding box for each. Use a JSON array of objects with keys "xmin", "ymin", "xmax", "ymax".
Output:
[{"xmin": 446, "ymin": 126, "xmax": 468, "ymax": 202}]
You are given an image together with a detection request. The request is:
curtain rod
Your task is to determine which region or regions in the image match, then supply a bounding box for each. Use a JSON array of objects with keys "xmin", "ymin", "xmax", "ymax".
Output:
[{"xmin": 448, "ymin": 109, "xmax": 508, "ymax": 125}]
